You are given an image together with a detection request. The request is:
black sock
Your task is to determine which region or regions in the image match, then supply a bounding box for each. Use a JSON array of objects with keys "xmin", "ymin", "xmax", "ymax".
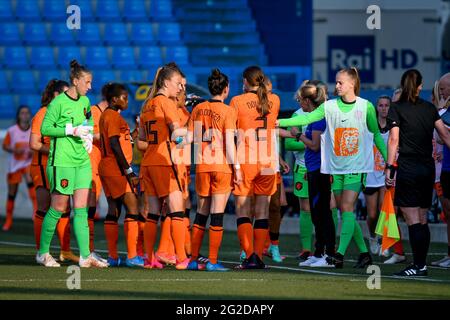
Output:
[
  {"xmin": 422, "ymin": 223, "xmax": 430, "ymax": 267},
  {"xmin": 408, "ymin": 224, "xmax": 422, "ymax": 267}
]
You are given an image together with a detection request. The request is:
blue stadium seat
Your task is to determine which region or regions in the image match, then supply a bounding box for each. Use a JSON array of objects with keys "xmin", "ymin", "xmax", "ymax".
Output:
[
  {"xmin": 49, "ymin": 23, "xmax": 76, "ymax": 45},
  {"xmin": 3, "ymin": 47, "xmax": 28, "ymax": 69},
  {"xmin": 120, "ymin": 70, "xmax": 146, "ymax": 83},
  {"xmin": 123, "ymin": 0, "xmax": 148, "ymax": 22},
  {"xmin": 30, "ymin": 47, "xmax": 55, "ymax": 69},
  {"xmin": 57, "ymin": 47, "xmax": 82, "ymax": 68},
  {"xmin": 130, "ymin": 23, "xmax": 155, "ymax": 45},
  {"xmin": 92, "ymin": 70, "xmax": 116, "ymax": 93},
  {"xmin": 23, "ymin": 23, "xmax": 48, "ymax": 45},
  {"xmin": 84, "ymin": 46, "xmax": 110, "ymax": 69},
  {"xmin": 18, "ymin": 94, "xmax": 41, "ymax": 113},
  {"xmin": 165, "ymin": 46, "xmax": 189, "ymax": 65},
  {"xmin": 42, "ymin": 0, "xmax": 67, "ymax": 21},
  {"xmin": 86, "ymin": 92, "xmax": 100, "ymax": 105},
  {"xmin": 137, "ymin": 46, "xmax": 162, "ymax": 68},
  {"xmin": 95, "ymin": 0, "xmax": 121, "ymax": 21},
  {"xmin": 0, "ymin": 71, "xmax": 9, "ymax": 93},
  {"xmin": 68, "ymin": 0, "xmax": 94, "ymax": 21},
  {"xmin": 0, "ymin": 23, "xmax": 21, "ymax": 45},
  {"xmin": 0, "ymin": 95, "xmax": 16, "ymax": 118},
  {"xmin": 11, "ymin": 71, "xmax": 36, "ymax": 93},
  {"xmin": 157, "ymin": 23, "xmax": 181, "ymax": 43},
  {"xmin": 75, "ymin": 23, "xmax": 101, "ymax": 45},
  {"xmin": 112, "ymin": 47, "xmax": 136, "ymax": 68},
  {"xmin": 38, "ymin": 70, "xmax": 64, "ymax": 92},
  {"xmin": 150, "ymin": 0, "xmax": 173, "ymax": 20},
  {"xmin": 0, "ymin": 1, "xmax": 13, "ymax": 21},
  {"xmin": 15, "ymin": 0, "xmax": 41, "ymax": 21},
  {"xmin": 104, "ymin": 23, "xmax": 129, "ymax": 45}
]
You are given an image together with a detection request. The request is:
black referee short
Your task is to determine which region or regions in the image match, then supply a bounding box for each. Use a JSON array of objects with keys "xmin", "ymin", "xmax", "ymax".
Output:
[
  {"xmin": 440, "ymin": 171, "xmax": 450, "ymax": 199},
  {"xmin": 394, "ymin": 156, "xmax": 435, "ymax": 208}
]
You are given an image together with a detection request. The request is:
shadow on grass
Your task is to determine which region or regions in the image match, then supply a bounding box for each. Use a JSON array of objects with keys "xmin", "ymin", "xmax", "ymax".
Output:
[{"xmin": 0, "ymin": 285, "xmax": 282, "ymax": 300}]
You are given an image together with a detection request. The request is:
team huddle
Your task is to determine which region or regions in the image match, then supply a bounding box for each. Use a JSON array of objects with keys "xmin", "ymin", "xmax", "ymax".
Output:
[{"xmin": 3, "ymin": 59, "xmax": 450, "ymax": 276}]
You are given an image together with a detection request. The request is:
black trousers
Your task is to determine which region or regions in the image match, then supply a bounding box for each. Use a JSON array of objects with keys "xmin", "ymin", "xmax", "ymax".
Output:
[{"xmin": 307, "ymin": 169, "xmax": 335, "ymax": 257}]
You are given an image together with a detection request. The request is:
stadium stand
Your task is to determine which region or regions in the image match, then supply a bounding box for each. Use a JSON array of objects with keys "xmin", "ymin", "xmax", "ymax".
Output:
[{"xmin": 0, "ymin": 0, "xmax": 311, "ymax": 119}]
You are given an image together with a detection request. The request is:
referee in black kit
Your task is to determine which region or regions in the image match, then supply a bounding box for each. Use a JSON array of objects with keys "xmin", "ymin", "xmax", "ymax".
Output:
[{"xmin": 385, "ymin": 69, "xmax": 450, "ymax": 277}]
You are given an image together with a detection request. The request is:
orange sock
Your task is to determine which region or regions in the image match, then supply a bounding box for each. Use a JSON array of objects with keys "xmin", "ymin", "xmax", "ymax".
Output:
[
  {"xmin": 254, "ymin": 219, "xmax": 269, "ymax": 258},
  {"xmin": 143, "ymin": 214, "xmax": 159, "ymax": 260},
  {"xmin": 191, "ymin": 213, "xmax": 208, "ymax": 260},
  {"xmin": 27, "ymin": 184, "xmax": 37, "ymax": 215},
  {"xmin": 104, "ymin": 218, "xmax": 119, "ymax": 259},
  {"xmin": 33, "ymin": 211, "xmax": 45, "ymax": 250},
  {"xmin": 168, "ymin": 231, "xmax": 175, "ymax": 256},
  {"xmin": 184, "ymin": 209, "xmax": 191, "ymax": 256},
  {"xmin": 171, "ymin": 212, "xmax": 187, "ymax": 262},
  {"xmin": 237, "ymin": 217, "xmax": 254, "ymax": 257},
  {"xmin": 157, "ymin": 216, "xmax": 172, "ymax": 255},
  {"xmin": 209, "ymin": 214, "xmax": 224, "ymax": 264},
  {"xmin": 57, "ymin": 213, "xmax": 71, "ymax": 252},
  {"xmin": 137, "ymin": 216, "xmax": 146, "ymax": 257},
  {"xmin": 124, "ymin": 214, "xmax": 139, "ymax": 259},
  {"xmin": 264, "ymin": 233, "xmax": 271, "ymax": 251},
  {"xmin": 88, "ymin": 207, "xmax": 96, "ymax": 252},
  {"xmin": 3, "ymin": 197, "xmax": 15, "ymax": 229}
]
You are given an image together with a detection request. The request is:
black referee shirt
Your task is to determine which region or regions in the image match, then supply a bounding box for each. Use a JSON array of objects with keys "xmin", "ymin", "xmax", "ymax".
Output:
[{"xmin": 387, "ymin": 98, "xmax": 440, "ymax": 158}]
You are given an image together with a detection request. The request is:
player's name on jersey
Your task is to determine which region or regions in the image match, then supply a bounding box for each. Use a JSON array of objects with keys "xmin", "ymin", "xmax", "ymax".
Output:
[{"xmin": 171, "ymin": 126, "xmax": 280, "ymax": 167}]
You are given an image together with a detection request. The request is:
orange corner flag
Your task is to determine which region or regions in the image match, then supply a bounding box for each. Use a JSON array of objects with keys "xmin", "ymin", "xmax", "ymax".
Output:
[{"xmin": 375, "ymin": 188, "xmax": 400, "ymax": 251}]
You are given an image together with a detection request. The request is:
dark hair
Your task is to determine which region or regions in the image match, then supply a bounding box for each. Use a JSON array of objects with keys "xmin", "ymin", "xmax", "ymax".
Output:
[
  {"xmin": 208, "ymin": 68, "xmax": 229, "ymax": 96},
  {"xmin": 103, "ymin": 83, "xmax": 127, "ymax": 105},
  {"xmin": 16, "ymin": 105, "xmax": 31, "ymax": 125},
  {"xmin": 166, "ymin": 61, "xmax": 185, "ymax": 78},
  {"xmin": 399, "ymin": 69, "xmax": 422, "ymax": 103},
  {"xmin": 101, "ymin": 82, "xmax": 112, "ymax": 100},
  {"xmin": 69, "ymin": 59, "xmax": 91, "ymax": 84},
  {"xmin": 243, "ymin": 66, "xmax": 269, "ymax": 116},
  {"xmin": 41, "ymin": 79, "xmax": 69, "ymax": 107},
  {"xmin": 147, "ymin": 62, "xmax": 182, "ymax": 100},
  {"xmin": 376, "ymin": 95, "xmax": 391, "ymax": 105},
  {"xmin": 336, "ymin": 67, "xmax": 361, "ymax": 96}
]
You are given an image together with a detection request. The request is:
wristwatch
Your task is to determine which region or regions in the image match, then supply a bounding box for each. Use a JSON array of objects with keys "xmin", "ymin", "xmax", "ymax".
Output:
[
  {"xmin": 125, "ymin": 167, "xmax": 133, "ymax": 175},
  {"xmin": 385, "ymin": 164, "xmax": 396, "ymax": 170}
]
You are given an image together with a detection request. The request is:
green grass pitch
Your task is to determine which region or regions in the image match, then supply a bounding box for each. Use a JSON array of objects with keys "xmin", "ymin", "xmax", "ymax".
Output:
[{"xmin": 0, "ymin": 218, "xmax": 449, "ymax": 300}]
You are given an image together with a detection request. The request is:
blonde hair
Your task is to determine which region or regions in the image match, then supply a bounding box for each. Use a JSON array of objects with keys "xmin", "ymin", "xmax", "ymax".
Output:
[{"xmin": 296, "ymin": 80, "xmax": 327, "ymax": 108}]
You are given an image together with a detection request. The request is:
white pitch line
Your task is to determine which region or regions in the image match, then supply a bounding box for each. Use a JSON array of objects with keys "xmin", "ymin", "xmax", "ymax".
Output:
[{"xmin": 1, "ymin": 241, "xmax": 449, "ymax": 284}]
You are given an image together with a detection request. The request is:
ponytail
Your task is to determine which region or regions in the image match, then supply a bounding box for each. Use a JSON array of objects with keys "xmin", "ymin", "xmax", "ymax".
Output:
[
  {"xmin": 399, "ymin": 69, "xmax": 422, "ymax": 104},
  {"xmin": 41, "ymin": 79, "xmax": 69, "ymax": 107},
  {"xmin": 296, "ymin": 80, "xmax": 327, "ymax": 109},
  {"xmin": 256, "ymin": 75, "xmax": 269, "ymax": 116},
  {"xmin": 243, "ymin": 66, "xmax": 269, "ymax": 116},
  {"xmin": 147, "ymin": 67, "xmax": 163, "ymax": 100},
  {"xmin": 41, "ymin": 79, "xmax": 58, "ymax": 108}
]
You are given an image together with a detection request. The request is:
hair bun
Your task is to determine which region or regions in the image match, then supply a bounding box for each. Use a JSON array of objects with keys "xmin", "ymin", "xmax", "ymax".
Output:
[
  {"xmin": 70, "ymin": 60, "xmax": 80, "ymax": 69},
  {"xmin": 211, "ymin": 68, "xmax": 221, "ymax": 79}
]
